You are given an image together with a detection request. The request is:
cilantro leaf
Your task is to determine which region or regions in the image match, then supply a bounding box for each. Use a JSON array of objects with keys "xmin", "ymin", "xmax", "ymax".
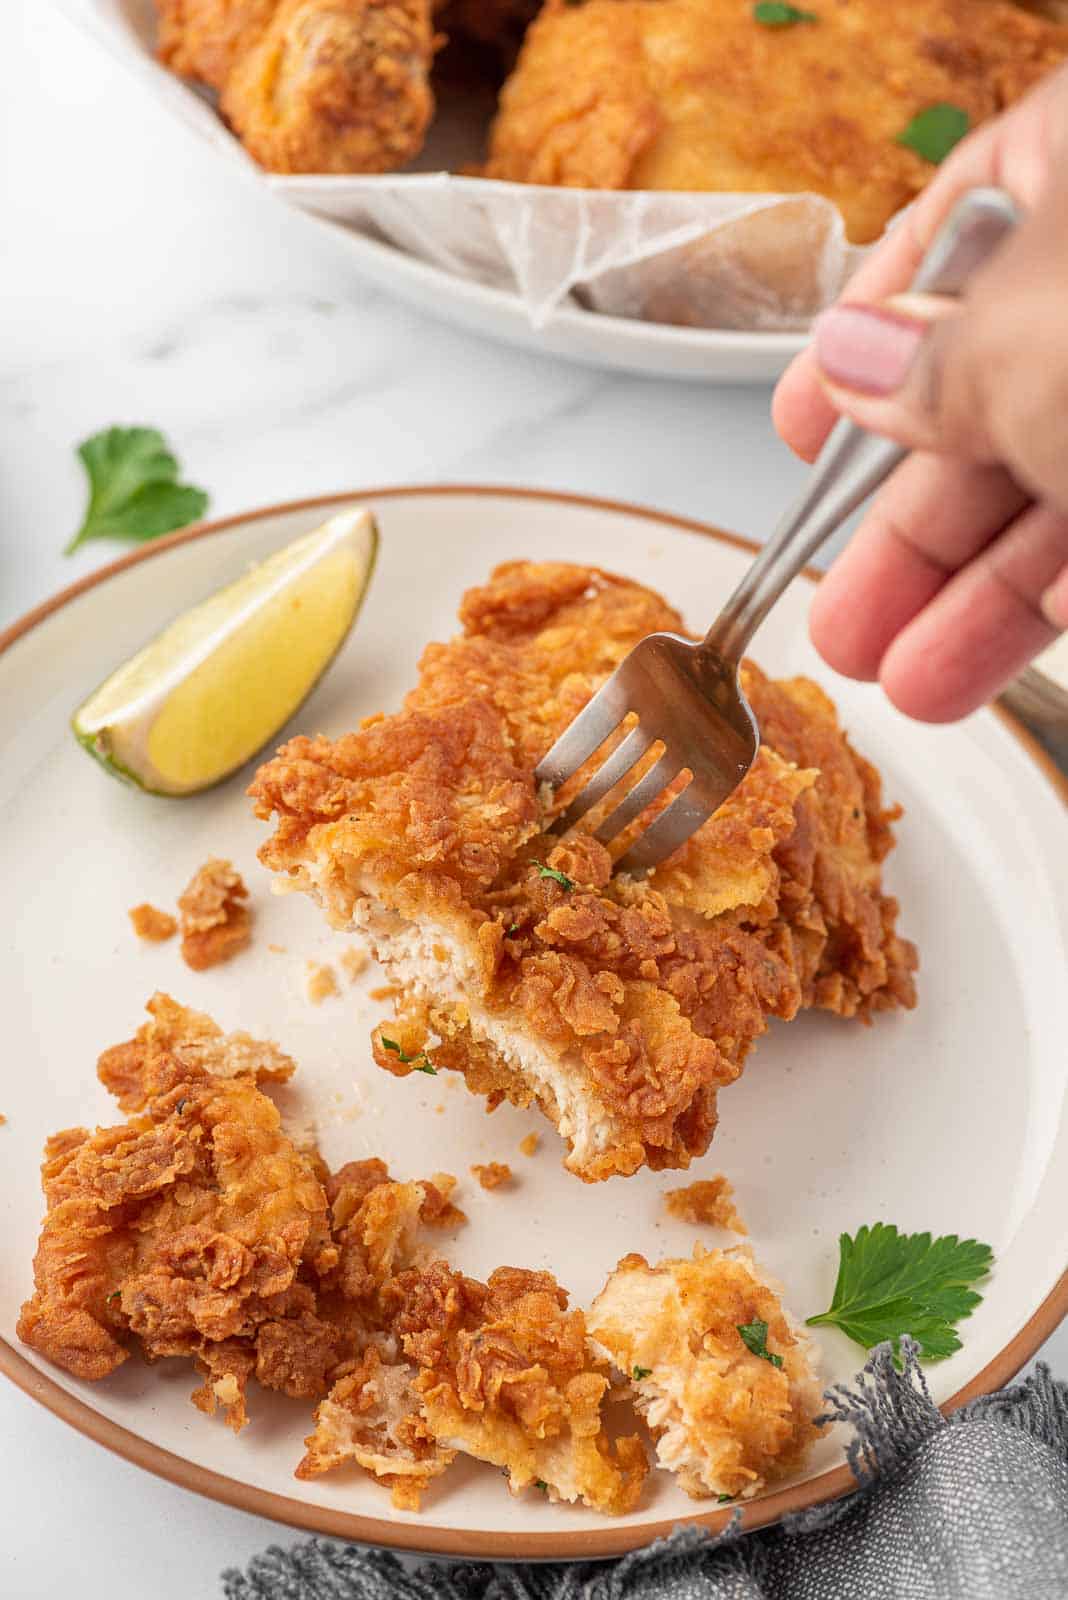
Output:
[
  {"xmin": 717, "ymin": 1494, "xmax": 734, "ymax": 1504},
  {"xmin": 806, "ymin": 1223, "xmax": 993, "ymax": 1361},
  {"xmin": 737, "ymin": 1319, "xmax": 784, "ymax": 1368},
  {"xmin": 534, "ymin": 862, "xmax": 575, "ymax": 892},
  {"xmin": 380, "ymin": 1036, "xmax": 437, "ymax": 1074},
  {"xmin": 632, "ymin": 1365, "xmax": 652, "ymax": 1380},
  {"xmin": 896, "ymin": 104, "xmax": 969, "ymax": 165},
  {"xmin": 754, "ymin": 2, "xmax": 817, "ymax": 23},
  {"xmin": 66, "ymin": 426, "xmax": 209, "ymax": 555}
]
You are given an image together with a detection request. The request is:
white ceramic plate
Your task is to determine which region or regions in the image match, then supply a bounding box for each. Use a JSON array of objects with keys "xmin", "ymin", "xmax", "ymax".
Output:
[{"xmin": 2, "ymin": 487, "xmax": 1067, "ymax": 1560}]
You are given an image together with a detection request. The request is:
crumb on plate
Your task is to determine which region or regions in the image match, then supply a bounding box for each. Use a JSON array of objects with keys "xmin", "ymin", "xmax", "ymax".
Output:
[
  {"xmin": 471, "ymin": 1161, "xmax": 512, "ymax": 1190},
  {"xmin": 128, "ymin": 903, "xmax": 178, "ymax": 943},
  {"xmin": 340, "ymin": 946, "xmax": 370, "ymax": 981},
  {"xmin": 178, "ymin": 859, "xmax": 251, "ymax": 971},
  {"xmin": 518, "ymin": 1132, "xmax": 540, "ymax": 1157},
  {"xmin": 665, "ymin": 1176, "xmax": 746, "ymax": 1234},
  {"xmin": 305, "ymin": 962, "xmax": 339, "ymax": 1004}
]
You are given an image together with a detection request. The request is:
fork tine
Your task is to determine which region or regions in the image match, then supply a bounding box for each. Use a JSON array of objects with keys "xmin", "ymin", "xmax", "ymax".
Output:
[
  {"xmin": 614, "ymin": 787, "xmax": 710, "ymax": 874},
  {"xmin": 595, "ymin": 752, "xmax": 681, "ymax": 845},
  {"xmin": 534, "ymin": 674, "xmax": 631, "ymax": 789},
  {"xmin": 553, "ymin": 724, "xmax": 654, "ymax": 832}
]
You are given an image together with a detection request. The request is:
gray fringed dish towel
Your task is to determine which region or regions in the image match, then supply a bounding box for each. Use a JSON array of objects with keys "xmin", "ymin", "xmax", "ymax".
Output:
[{"xmin": 222, "ymin": 1341, "xmax": 1068, "ymax": 1600}]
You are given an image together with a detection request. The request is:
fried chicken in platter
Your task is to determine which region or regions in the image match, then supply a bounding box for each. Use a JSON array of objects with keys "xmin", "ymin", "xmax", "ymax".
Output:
[{"xmin": 483, "ymin": 0, "xmax": 1068, "ymax": 244}]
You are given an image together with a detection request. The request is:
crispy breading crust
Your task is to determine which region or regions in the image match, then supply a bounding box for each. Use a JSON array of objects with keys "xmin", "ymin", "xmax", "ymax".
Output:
[
  {"xmin": 178, "ymin": 858, "xmax": 252, "ymax": 971},
  {"xmin": 482, "ymin": 0, "xmax": 1068, "ymax": 244},
  {"xmin": 588, "ymin": 1246, "xmax": 824, "ymax": 1500},
  {"xmin": 18, "ymin": 995, "xmax": 333, "ymax": 1425},
  {"xmin": 219, "ymin": 0, "xmax": 439, "ymax": 174},
  {"xmin": 251, "ymin": 562, "xmax": 916, "ymax": 1181}
]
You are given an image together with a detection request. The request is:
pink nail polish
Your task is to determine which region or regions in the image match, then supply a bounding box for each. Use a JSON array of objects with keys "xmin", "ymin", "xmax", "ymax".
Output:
[{"xmin": 814, "ymin": 305, "xmax": 926, "ymax": 395}]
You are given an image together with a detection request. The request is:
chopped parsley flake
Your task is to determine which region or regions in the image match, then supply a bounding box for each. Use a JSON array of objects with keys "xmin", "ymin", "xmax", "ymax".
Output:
[
  {"xmin": 737, "ymin": 1319, "xmax": 784, "ymax": 1368},
  {"xmin": 632, "ymin": 1365, "xmax": 652, "ymax": 1380},
  {"xmin": 896, "ymin": 104, "xmax": 969, "ymax": 165},
  {"xmin": 754, "ymin": 2, "xmax": 817, "ymax": 23},
  {"xmin": 534, "ymin": 862, "xmax": 575, "ymax": 892},
  {"xmin": 381, "ymin": 1036, "xmax": 437, "ymax": 1074}
]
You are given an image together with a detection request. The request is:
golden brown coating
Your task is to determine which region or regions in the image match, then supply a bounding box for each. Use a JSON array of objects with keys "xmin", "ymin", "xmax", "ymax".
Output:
[
  {"xmin": 219, "ymin": 0, "xmax": 439, "ymax": 173},
  {"xmin": 384, "ymin": 1261, "xmax": 648, "ymax": 1510},
  {"xmin": 178, "ymin": 858, "xmax": 252, "ymax": 971},
  {"xmin": 587, "ymin": 1246, "xmax": 823, "ymax": 1499},
  {"xmin": 17, "ymin": 996, "xmax": 335, "ymax": 1426},
  {"xmin": 483, "ymin": 0, "xmax": 1068, "ymax": 243},
  {"xmin": 301, "ymin": 1167, "xmax": 645, "ymax": 1510},
  {"xmin": 128, "ymin": 903, "xmax": 178, "ymax": 943},
  {"xmin": 664, "ymin": 1176, "xmax": 745, "ymax": 1234},
  {"xmin": 251, "ymin": 561, "xmax": 916, "ymax": 1181},
  {"xmin": 155, "ymin": 0, "xmax": 281, "ymax": 89}
]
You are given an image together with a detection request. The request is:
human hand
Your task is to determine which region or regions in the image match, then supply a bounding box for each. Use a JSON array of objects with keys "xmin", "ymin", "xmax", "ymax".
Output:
[{"xmin": 772, "ymin": 63, "xmax": 1068, "ymax": 722}]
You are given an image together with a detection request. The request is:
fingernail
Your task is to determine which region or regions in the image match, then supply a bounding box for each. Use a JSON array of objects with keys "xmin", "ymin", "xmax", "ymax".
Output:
[{"xmin": 814, "ymin": 305, "xmax": 927, "ymax": 396}]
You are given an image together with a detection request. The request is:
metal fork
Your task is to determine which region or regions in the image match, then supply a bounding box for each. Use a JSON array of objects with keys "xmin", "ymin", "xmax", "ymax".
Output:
[{"xmin": 535, "ymin": 186, "xmax": 1019, "ymax": 874}]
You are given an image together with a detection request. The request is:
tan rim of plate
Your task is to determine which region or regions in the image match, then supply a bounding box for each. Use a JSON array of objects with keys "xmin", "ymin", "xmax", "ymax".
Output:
[{"xmin": 2, "ymin": 485, "xmax": 1067, "ymax": 1561}]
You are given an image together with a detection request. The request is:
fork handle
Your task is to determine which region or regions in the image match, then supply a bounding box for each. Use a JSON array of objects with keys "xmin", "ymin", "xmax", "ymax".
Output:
[{"xmin": 699, "ymin": 186, "xmax": 1020, "ymax": 665}]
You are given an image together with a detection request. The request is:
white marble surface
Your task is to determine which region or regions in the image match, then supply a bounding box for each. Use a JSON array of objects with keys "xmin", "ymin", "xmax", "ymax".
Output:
[{"xmin": 2, "ymin": 6, "xmax": 1066, "ymax": 1596}]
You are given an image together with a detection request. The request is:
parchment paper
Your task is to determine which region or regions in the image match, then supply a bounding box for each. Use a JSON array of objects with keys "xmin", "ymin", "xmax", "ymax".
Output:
[{"xmin": 65, "ymin": 0, "xmax": 868, "ymax": 332}]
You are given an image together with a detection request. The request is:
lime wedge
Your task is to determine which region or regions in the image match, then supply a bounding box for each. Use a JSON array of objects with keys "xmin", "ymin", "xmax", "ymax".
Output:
[{"xmin": 72, "ymin": 506, "xmax": 378, "ymax": 795}]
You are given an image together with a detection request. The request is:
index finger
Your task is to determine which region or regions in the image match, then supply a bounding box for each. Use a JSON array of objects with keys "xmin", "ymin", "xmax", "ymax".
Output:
[{"xmin": 771, "ymin": 66, "xmax": 1067, "ymax": 461}]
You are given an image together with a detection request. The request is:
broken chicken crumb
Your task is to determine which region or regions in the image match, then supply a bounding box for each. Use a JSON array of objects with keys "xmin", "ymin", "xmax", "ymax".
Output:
[
  {"xmin": 178, "ymin": 859, "xmax": 251, "ymax": 971},
  {"xmin": 305, "ymin": 962, "xmax": 339, "ymax": 1005},
  {"xmin": 339, "ymin": 946, "xmax": 370, "ymax": 982},
  {"xmin": 518, "ymin": 1132, "xmax": 540, "ymax": 1158},
  {"xmin": 471, "ymin": 1162, "xmax": 512, "ymax": 1191},
  {"xmin": 128, "ymin": 903, "xmax": 177, "ymax": 943},
  {"xmin": 664, "ymin": 1176, "xmax": 747, "ymax": 1234}
]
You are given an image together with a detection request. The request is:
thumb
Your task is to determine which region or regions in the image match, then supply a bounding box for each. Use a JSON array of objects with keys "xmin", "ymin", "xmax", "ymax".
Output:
[{"xmin": 811, "ymin": 291, "xmax": 1001, "ymax": 463}]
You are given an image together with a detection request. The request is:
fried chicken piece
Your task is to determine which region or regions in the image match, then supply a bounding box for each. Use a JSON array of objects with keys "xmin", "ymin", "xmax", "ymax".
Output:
[
  {"xmin": 155, "ymin": 0, "xmax": 281, "ymax": 89},
  {"xmin": 587, "ymin": 1246, "xmax": 823, "ymax": 1500},
  {"xmin": 297, "ymin": 1158, "xmax": 462, "ymax": 1505},
  {"xmin": 664, "ymin": 1176, "xmax": 745, "ymax": 1234},
  {"xmin": 251, "ymin": 561, "xmax": 915, "ymax": 1182},
  {"xmin": 385, "ymin": 1260, "xmax": 647, "ymax": 1510},
  {"xmin": 129, "ymin": 903, "xmax": 178, "ymax": 943},
  {"xmin": 219, "ymin": 0, "xmax": 439, "ymax": 173},
  {"xmin": 17, "ymin": 996, "xmax": 335, "ymax": 1429},
  {"xmin": 297, "ymin": 1338, "xmax": 451, "ymax": 1507},
  {"xmin": 178, "ymin": 858, "xmax": 252, "ymax": 971},
  {"xmin": 483, "ymin": 0, "xmax": 1068, "ymax": 244}
]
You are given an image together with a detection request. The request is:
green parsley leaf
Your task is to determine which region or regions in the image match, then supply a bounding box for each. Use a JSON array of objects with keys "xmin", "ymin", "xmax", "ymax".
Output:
[
  {"xmin": 534, "ymin": 1479, "xmax": 548, "ymax": 1492},
  {"xmin": 737, "ymin": 1319, "xmax": 784, "ymax": 1368},
  {"xmin": 505, "ymin": 924, "xmax": 520, "ymax": 936},
  {"xmin": 806, "ymin": 1223, "xmax": 993, "ymax": 1361},
  {"xmin": 534, "ymin": 862, "xmax": 575, "ymax": 892},
  {"xmin": 66, "ymin": 426, "xmax": 209, "ymax": 556},
  {"xmin": 753, "ymin": 2, "xmax": 817, "ymax": 24},
  {"xmin": 632, "ymin": 1365, "xmax": 652, "ymax": 1380},
  {"xmin": 717, "ymin": 1493, "xmax": 734, "ymax": 1503},
  {"xmin": 896, "ymin": 104, "xmax": 969, "ymax": 165},
  {"xmin": 108, "ymin": 1290, "xmax": 122, "ymax": 1303},
  {"xmin": 381, "ymin": 1036, "xmax": 437, "ymax": 1074}
]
